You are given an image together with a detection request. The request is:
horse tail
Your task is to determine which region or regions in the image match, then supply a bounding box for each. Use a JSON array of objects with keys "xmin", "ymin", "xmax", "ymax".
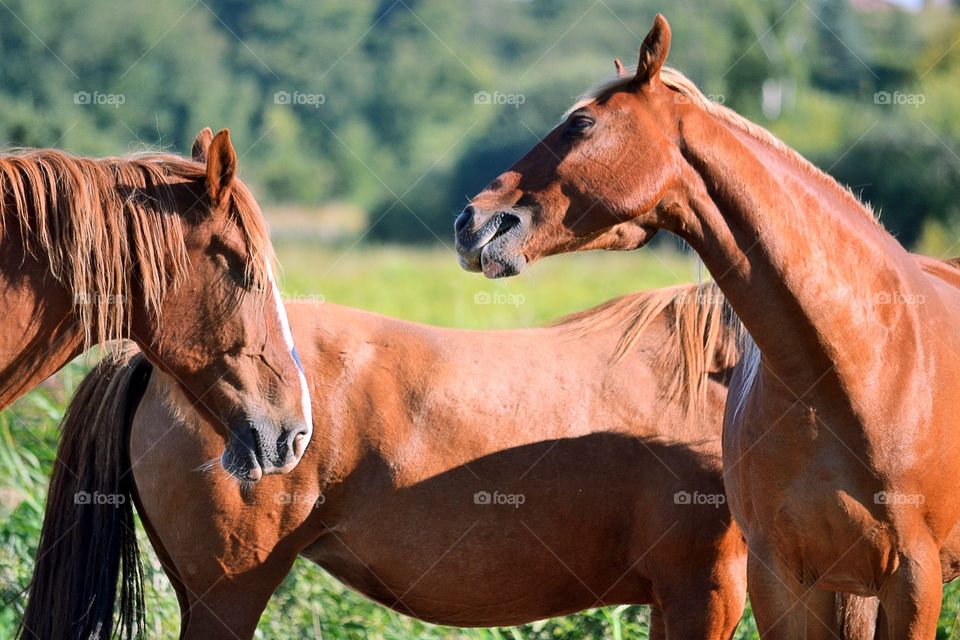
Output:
[
  {"xmin": 18, "ymin": 351, "xmax": 152, "ymax": 640},
  {"xmin": 837, "ymin": 593, "xmax": 879, "ymax": 639}
]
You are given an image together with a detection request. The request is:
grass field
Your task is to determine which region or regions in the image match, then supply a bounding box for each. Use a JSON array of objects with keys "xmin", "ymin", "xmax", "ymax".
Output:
[{"xmin": 2, "ymin": 243, "xmax": 960, "ymax": 638}]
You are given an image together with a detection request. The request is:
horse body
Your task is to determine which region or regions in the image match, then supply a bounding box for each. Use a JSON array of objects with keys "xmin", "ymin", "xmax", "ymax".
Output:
[
  {"xmin": 674, "ymin": 70, "xmax": 960, "ymax": 637},
  {"xmin": 122, "ymin": 288, "xmax": 746, "ymax": 638},
  {"xmin": 452, "ymin": 15, "xmax": 960, "ymax": 636},
  {"xmin": 682, "ymin": 101, "xmax": 960, "ymax": 601}
]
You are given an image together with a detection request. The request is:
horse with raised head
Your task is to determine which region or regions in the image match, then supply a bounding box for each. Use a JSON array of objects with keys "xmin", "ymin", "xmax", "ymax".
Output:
[
  {"xmin": 0, "ymin": 128, "xmax": 312, "ymax": 481},
  {"xmin": 454, "ymin": 14, "xmax": 960, "ymax": 638},
  {"xmin": 23, "ymin": 284, "xmax": 747, "ymax": 639},
  {"xmin": 10, "ymin": 130, "xmax": 313, "ymax": 638}
]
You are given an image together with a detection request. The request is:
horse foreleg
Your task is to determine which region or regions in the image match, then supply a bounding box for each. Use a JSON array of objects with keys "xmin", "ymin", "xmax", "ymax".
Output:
[
  {"xmin": 837, "ymin": 593, "xmax": 878, "ymax": 639},
  {"xmin": 656, "ymin": 557, "xmax": 747, "ymax": 639},
  {"xmin": 174, "ymin": 547, "xmax": 298, "ymax": 640},
  {"xmin": 648, "ymin": 606, "xmax": 666, "ymax": 640},
  {"xmin": 747, "ymin": 547, "xmax": 841, "ymax": 639},
  {"xmin": 135, "ymin": 504, "xmax": 192, "ymax": 638},
  {"xmin": 180, "ymin": 571, "xmax": 286, "ymax": 640},
  {"xmin": 876, "ymin": 540, "xmax": 943, "ymax": 640}
]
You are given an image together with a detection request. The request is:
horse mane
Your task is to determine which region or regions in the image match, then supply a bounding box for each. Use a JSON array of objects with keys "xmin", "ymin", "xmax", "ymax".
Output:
[
  {"xmin": 0, "ymin": 149, "xmax": 273, "ymax": 349},
  {"xmin": 568, "ymin": 66, "xmax": 880, "ymax": 227},
  {"xmin": 554, "ymin": 282, "xmax": 740, "ymax": 411}
]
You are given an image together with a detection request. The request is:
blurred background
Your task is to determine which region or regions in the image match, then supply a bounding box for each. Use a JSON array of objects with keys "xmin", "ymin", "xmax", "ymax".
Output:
[{"xmin": 3, "ymin": 0, "xmax": 960, "ymax": 638}]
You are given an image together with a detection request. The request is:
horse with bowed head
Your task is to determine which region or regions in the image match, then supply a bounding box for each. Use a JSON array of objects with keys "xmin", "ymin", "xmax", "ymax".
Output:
[
  {"xmin": 22, "ymin": 285, "xmax": 749, "ymax": 639},
  {"xmin": 455, "ymin": 14, "xmax": 960, "ymax": 638},
  {"xmin": 0, "ymin": 128, "xmax": 311, "ymax": 482}
]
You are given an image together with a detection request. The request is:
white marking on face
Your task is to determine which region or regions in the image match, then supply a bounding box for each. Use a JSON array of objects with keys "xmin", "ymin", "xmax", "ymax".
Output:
[{"xmin": 267, "ymin": 265, "xmax": 313, "ymax": 445}]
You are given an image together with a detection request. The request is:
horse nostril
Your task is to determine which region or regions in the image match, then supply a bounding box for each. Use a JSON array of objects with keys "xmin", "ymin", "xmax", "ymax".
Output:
[
  {"xmin": 293, "ymin": 431, "xmax": 308, "ymax": 457},
  {"xmin": 455, "ymin": 206, "xmax": 475, "ymax": 235},
  {"xmin": 493, "ymin": 212, "xmax": 520, "ymax": 238},
  {"xmin": 283, "ymin": 425, "xmax": 310, "ymax": 460}
]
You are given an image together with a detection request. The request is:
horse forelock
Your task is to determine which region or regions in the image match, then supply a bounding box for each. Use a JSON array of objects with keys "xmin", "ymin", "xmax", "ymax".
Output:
[
  {"xmin": 225, "ymin": 175, "xmax": 275, "ymax": 291},
  {"xmin": 554, "ymin": 282, "xmax": 741, "ymax": 412},
  {"xmin": 0, "ymin": 149, "xmax": 272, "ymax": 350}
]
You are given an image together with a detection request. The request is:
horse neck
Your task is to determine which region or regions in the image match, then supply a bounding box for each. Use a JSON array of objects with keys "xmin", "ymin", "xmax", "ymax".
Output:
[
  {"xmin": 0, "ymin": 321, "xmax": 84, "ymax": 409},
  {"xmin": 672, "ymin": 108, "xmax": 930, "ymax": 392},
  {"xmin": 0, "ymin": 252, "xmax": 84, "ymax": 408}
]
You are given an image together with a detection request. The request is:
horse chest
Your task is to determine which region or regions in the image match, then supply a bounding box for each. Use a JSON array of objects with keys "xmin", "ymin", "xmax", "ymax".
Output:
[{"xmin": 726, "ymin": 393, "xmax": 864, "ymax": 516}]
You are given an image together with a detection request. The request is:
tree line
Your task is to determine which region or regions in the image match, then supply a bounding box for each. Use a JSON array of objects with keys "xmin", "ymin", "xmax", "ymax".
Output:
[{"xmin": 1, "ymin": 0, "xmax": 958, "ymax": 246}]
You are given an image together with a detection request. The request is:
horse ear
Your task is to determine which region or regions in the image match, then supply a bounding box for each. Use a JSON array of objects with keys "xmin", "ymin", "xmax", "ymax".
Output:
[
  {"xmin": 634, "ymin": 14, "xmax": 671, "ymax": 87},
  {"xmin": 191, "ymin": 127, "xmax": 214, "ymax": 162},
  {"xmin": 206, "ymin": 129, "xmax": 237, "ymax": 207},
  {"xmin": 614, "ymin": 58, "xmax": 628, "ymax": 78}
]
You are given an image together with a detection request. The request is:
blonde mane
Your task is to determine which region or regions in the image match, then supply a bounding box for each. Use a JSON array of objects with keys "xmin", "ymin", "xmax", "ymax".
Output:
[
  {"xmin": 554, "ymin": 282, "xmax": 740, "ymax": 411},
  {"xmin": 0, "ymin": 149, "xmax": 274, "ymax": 350},
  {"xmin": 567, "ymin": 66, "xmax": 879, "ymax": 226}
]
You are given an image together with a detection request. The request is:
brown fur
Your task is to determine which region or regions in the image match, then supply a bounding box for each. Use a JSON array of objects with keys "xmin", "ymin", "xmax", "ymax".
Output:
[
  {"xmin": 0, "ymin": 130, "xmax": 312, "ymax": 487},
  {"xmin": 455, "ymin": 13, "xmax": 960, "ymax": 638},
  {"xmin": 28, "ymin": 285, "xmax": 748, "ymax": 639},
  {"xmin": 569, "ymin": 67, "xmax": 879, "ymax": 231},
  {"xmin": 133, "ymin": 287, "xmax": 745, "ymax": 638}
]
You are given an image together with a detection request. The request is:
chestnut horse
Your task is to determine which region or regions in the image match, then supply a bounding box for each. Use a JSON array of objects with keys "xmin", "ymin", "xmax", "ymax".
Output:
[
  {"xmin": 0, "ymin": 128, "xmax": 311, "ymax": 482},
  {"xmin": 11, "ymin": 130, "xmax": 312, "ymax": 639},
  {"xmin": 454, "ymin": 14, "xmax": 960, "ymax": 638},
  {"xmin": 24, "ymin": 285, "xmax": 748, "ymax": 639}
]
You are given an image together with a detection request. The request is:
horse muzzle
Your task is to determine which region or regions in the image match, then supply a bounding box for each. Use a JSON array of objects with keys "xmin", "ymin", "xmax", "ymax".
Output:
[
  {"xmin": 221, "ymin": 417, "xmax": 312, "ymax": 482},
  {"xmin": 454, "ymin": 206, "xmax": 529, "ymax": 278}
]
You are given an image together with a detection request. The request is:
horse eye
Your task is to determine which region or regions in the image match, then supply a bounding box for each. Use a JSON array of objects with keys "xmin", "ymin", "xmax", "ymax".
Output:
[
  {"xmin": 229, "ymin": 264, "xmax": 254, "ymax": 289},
  {"xmin": 214, "ymin": 247, "xmax": 253, "ymax": 290},
  {"xmin": 566, "ymin": 115, "xmax": 595, "ymax": 137}
]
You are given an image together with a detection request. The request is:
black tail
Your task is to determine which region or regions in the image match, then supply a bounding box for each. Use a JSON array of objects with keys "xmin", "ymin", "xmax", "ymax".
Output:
[{"xmin": 18, "ymin": 351, "xmax": 152, "ymax": 640}]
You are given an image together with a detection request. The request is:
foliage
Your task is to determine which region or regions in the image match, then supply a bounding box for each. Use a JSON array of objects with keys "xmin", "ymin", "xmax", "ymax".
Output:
[
  {"xmin": 827, "ymin": 122, "xmax": 960, "ymax": 247},
  {"xmin": 2, "ymin": 1, "xmax": 959, "ymax": 243}
]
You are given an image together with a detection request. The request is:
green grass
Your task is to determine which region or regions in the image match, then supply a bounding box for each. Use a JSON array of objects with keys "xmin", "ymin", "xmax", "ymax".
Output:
[
  {"xmin": 275, "ymin": 243, "xmax": 702, "ymax": 329},
  {"xmin": 2, "ymin": 243, "xmax": 960, "ymax": 639}
]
